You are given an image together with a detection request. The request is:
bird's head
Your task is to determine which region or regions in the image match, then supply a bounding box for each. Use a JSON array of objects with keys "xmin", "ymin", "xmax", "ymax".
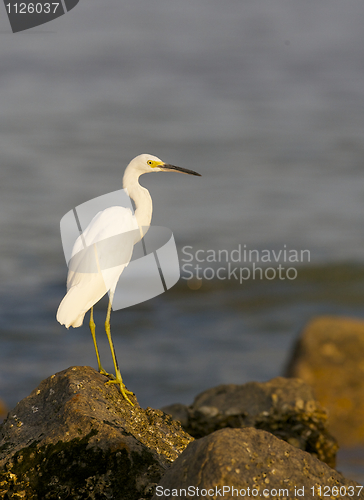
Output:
[{"xmin": 129, "ymin": 154, "xmax": 201, "ymax": 177}]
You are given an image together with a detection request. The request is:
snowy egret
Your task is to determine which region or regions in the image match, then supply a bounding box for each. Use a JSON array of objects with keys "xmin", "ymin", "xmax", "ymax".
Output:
[{"xmin": 57, "ymin": 154, "xmax": 201, "ymax": 404}]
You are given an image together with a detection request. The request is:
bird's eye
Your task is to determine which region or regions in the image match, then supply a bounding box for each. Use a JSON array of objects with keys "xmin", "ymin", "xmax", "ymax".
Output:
[{"xmin": 147, "ymin": 160, "xmax": 153, "ymax": 166}]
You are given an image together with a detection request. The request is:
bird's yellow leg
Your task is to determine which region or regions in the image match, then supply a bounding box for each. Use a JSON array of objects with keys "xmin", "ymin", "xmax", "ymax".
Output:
[
  {"xmin": 89, "ymin": 307, "xmax": 114, "ymax": 379},
  {"xmin": 104, "ymin": 293, "xmax": 134, "ymax": 405}
]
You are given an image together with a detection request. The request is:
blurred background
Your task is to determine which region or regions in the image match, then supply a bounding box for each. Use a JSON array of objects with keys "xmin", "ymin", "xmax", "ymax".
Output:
[{"xmin": 0, "ymin": 0, "xmax": 364, "ymax": 481}]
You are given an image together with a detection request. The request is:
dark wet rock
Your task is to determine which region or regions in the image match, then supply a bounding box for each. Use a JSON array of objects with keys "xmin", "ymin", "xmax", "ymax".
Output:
[
  {"xmin": 285, "ymin": 315, "xmax": 364, "ymax": 447},
  {"xmin": 0, "ymin": 366, "xmax": 193, "ymax": 500},
  {"xmin": 162, "ymin": 377, "xmax": 338, "ymax": 468},
  {"xmin": 152, "ymin": 428, "xmax": 364, "ymax": 500}
]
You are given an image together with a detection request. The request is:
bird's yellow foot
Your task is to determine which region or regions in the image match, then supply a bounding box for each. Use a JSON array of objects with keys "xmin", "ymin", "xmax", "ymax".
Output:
[
  {"xmin": 98, "ymin": 366, "xmax": 115, "ymax": 380},
  {"xmin": 105, "ymin": 372, "xmax": 134, "ymax": 405}
]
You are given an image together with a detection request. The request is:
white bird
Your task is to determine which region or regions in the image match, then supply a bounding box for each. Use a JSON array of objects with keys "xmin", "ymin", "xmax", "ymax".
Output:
[{"xmin": 57, "ymin": 154, "xmax": 201, "ymax": 404}]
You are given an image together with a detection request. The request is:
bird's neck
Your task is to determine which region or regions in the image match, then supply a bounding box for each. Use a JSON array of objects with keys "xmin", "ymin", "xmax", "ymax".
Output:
[{"xmin": 123, "ymin": 167, "xmax": 152, "ymax": 236}]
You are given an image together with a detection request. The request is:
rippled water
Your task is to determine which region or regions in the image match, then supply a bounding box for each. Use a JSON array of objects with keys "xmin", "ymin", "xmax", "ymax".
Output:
[{"xmin": 0, "ymin": 0, "xmax": 364, "ymax": 483}]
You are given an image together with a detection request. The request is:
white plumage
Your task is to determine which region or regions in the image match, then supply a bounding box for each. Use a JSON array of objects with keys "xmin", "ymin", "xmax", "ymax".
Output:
[{"xmin": 57, "ymin": 206, "xmax": 138, "ymax": 328}]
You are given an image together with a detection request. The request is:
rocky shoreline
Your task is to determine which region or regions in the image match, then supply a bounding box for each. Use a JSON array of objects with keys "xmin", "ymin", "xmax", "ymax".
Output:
[
  {"xmin": 0, "ymin": 314, "xmax": 364, "ymax": 499},
  {"xmin": 0, "ymin": 365, "xmax": 361, "ymax": 499}
]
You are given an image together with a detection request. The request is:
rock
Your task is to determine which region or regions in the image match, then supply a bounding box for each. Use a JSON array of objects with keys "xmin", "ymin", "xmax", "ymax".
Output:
[
  {"xmin": 285, "ymin": 316, "xmax": 364, "ymax": 446},
  {"xmin": 0, "ymin": 400, "xmax": 7, "ymax": 423},
  {"xmin": 162, "ymin": 377, "xmax": 338, "ymax": 468},
  {"xmin": 152, "ymin": 428, "xmax": 364, "ymax": 500},
  {"xmin": 0, "ymin": 366, "xmax": 193, "ymax": 500},
  {"xmin": 159, "ymin": 404, "xmax": 189, "ymax": 428}
]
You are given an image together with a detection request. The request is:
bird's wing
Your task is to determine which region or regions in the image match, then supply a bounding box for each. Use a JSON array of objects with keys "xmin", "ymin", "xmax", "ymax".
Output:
[
  {"xmin": 67, "ymin": 206, "xmax": 138, "ymax": 290},
  {"xmin": 70, "ymin": 206, "xmax": 138, "ymax": 258},
  {"xmin": 57, "ymin": 206, "xmax": 138, "ymax": 328}
]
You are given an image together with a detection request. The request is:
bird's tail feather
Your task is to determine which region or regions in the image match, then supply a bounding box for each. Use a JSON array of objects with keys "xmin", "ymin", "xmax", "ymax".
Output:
[{"xmin": 56, "ymin": 282, "xmax": 107, "ymax": 328}]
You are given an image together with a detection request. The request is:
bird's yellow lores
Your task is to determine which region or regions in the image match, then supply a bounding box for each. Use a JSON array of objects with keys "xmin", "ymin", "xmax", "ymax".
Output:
[{"xmin": 57, "ymin": 154, "xmax": 201, "ymax": 404}]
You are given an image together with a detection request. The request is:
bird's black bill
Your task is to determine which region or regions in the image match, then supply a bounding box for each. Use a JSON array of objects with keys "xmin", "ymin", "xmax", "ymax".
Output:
[{"xmin": 161, "ymin": 164, "xmax": 201, "ymax": 176}]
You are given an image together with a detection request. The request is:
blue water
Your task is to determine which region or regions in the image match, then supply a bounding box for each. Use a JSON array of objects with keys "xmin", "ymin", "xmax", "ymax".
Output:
[{"xmin": 0, "ymin": 0, "xmax": 364, "ymax": 483}]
